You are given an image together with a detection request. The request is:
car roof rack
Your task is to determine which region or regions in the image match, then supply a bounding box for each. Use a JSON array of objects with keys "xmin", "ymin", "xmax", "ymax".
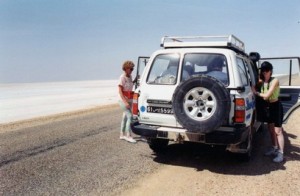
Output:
[{"xmin": 161, "ymin": 35, "xmax": 245, "ymax": 53}]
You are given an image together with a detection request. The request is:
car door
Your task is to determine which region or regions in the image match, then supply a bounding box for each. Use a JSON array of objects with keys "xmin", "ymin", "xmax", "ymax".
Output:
[
  {"xmin": 259, "ymin": 57, "xmax": 300, "ymax": 123},
  {"xmin": 134, "ymin": 56, "xmax": 149, "ymax": 89},
  {"xmin": 137, "ymin": 53, "xmax": 181, "ymax": 127},
  {"xmin": 236, "ymin": 57, "xmax": 255, "ymax": 126}
]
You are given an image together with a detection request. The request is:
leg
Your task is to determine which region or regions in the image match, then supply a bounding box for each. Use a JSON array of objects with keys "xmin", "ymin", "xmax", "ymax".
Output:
[
  {"xmin": 273, "ymin": 126, "xmax": 284, "ymax": 162},
  {"xmin": 118, "ymin": 100, "xmax": 136, "ymax": 143},
  {"xmin": 267, "ymin": 123, "xmax": 278, "ymax": 148},
  {"xmin": 124, "ymin": 110, "xmax": 136, "ymax": 143},
  {"xmin": 275, "ymin": 127, "xmax": 284, "ymax": 153},
  {"xmin": 120, "ymin": 113, "xmax": 127, "ymax": 137},
  {"xmin": 264, "ymin": 123, "xmax": 279, "ymax": 156},
  {"xmin": 275, "ymin": 102, "xmax": 284, "ymax": 153},
  {"xmin": 118, "ymin": 100, "xmax": 130, "ymax": 138},
  {"xmin": 123, "ymin": 109, "xmax": 133, "ymax": 137},
  {"xmin": 272, "ymin": 102, "xmax": 284, "ymax": 162}
]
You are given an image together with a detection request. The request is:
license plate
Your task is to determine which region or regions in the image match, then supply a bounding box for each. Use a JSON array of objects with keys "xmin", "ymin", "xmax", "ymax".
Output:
[{"xmin": 147, "ymin": 106, "xmax": 173, "ymax": 114}]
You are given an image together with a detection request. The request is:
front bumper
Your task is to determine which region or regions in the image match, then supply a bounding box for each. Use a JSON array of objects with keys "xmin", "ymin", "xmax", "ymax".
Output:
[{"xmin": 131, "ymin": 121, "xmax": 248, "ymax": 145}]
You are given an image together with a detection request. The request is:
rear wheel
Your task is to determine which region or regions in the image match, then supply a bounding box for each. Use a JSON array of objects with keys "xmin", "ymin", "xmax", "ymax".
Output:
[{"xmin": 148, "ymin": 138, "xmax": 169, "ymax": 153}]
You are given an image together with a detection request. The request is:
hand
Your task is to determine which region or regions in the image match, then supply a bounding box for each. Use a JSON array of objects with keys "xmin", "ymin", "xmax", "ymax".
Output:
[
  {"xmin": 125, "ymin": 102, "xmax": 131, "ymax": 109},
  {"xmin": 251, "ymin": 86, "xmax": 257, "ymax": 94}
]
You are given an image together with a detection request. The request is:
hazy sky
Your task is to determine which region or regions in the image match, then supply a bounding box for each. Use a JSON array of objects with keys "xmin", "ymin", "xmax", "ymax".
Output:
[{"xmin": 0, "ymin": 0, "xmax": 299, "ymax": 83}]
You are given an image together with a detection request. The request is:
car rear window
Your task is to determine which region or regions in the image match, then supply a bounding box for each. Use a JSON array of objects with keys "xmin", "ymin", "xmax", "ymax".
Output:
[{"xmin": 183, "ymin": 53, "xmax": 229, "ymax": 85}]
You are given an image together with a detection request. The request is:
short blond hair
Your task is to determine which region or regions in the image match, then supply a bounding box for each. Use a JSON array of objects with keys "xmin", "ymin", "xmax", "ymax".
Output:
[{"xmin": 122, "ymin": 60, "xmax": 135, "ymax": 71}]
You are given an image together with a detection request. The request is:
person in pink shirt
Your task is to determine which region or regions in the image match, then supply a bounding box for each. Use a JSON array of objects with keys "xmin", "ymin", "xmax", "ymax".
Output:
[{"xmin": 118, "ymin": 60, "xmax": 136, "ymax": 143}]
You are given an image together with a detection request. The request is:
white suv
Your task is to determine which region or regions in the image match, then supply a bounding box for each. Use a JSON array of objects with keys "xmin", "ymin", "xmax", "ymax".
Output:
[{"xmin": 131, "ymin": 35, "xmax": 300, "ymax": 160}]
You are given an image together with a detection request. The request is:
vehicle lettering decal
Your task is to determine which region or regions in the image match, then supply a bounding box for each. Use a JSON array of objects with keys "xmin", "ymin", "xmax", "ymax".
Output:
[
  {"xmin": 246, "ymin": 113, "xmax": 251, "ymax": 120},
  {"xmin": 246, "ymin": 98, "xmax": 255, "ymax": 110}
]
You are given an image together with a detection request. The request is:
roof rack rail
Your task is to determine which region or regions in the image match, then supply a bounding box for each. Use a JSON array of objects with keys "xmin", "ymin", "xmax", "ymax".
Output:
[{"xmin": 161, "ymin": 35, "xmax": 245, "ymax": 53}]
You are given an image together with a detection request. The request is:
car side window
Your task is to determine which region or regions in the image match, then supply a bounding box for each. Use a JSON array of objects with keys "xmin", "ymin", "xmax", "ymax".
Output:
[
  {"xmin": 146, "ymin": 53, "xmax": 180, "ymax": 85},
  {"xmin": 237, "ymin": 58, "xmax": 249, "ymax": 86},
  {"xmin": 244, "ymin": 59, "xmax": 256, "ymax": 86}
]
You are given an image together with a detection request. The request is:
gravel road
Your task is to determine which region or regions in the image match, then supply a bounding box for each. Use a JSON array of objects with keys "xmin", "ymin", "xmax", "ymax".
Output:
[{"xmin": 0, "ymin": 105, "xmax": 299, "ymax": 196}]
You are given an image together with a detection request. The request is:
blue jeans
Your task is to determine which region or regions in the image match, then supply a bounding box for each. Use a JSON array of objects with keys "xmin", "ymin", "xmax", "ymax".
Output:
[{"xmin": 118, "ymin": 100, "xmax": 132, "ymax": 135}]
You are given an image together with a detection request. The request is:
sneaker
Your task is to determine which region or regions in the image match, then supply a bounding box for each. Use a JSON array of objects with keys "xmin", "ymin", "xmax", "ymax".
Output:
[
  {"xmin": 125, "ymin": 137, "xmax": 137, "ymax": 143},
  {"xmin": 119, "ymin": 136, "xmax": 126, "ymax": 140},
  {"xmin": 264, "ymin": 147, "xmax": 278, "ymax": 156},
  {"xmin": 273, "ymin": 152, "xmax": 284, "ymax": 163}
]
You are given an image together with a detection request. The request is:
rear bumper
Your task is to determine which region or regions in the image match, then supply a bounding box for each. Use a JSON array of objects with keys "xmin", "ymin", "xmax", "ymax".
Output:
[
  {"xmin": 131, "ymin": 122, "xmax": 158, "ymax": 137},
  {"xmin": 131, "ymin": 121, "xmax": 249, "ymax": 145}
]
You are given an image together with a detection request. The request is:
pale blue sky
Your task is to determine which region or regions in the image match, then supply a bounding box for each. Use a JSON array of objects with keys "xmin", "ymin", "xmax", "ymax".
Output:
[{"xmin": 0, "ymin": 0, "xmax": 299, "ymax": 83}]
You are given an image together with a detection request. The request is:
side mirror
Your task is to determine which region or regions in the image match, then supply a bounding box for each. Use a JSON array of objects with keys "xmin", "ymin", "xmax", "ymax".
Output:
[
  {"xmin": 237, "ymin": 86, "xmax": 245, "ymax": 93},
  {"xmin": 249, "ymin": 52, "xmax": 260, "ymax": 63}
]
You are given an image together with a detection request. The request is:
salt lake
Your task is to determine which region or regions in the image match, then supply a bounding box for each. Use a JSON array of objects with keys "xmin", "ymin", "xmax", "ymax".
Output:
[{"xmin": 0, "ymin": 80, "xmax": 119, "ymax": 124}]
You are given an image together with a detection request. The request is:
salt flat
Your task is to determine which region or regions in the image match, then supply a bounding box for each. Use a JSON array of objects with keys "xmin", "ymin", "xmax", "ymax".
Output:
[{"xmin": 0, "ymin": 80, "xmax": 119, "ymax": 124}]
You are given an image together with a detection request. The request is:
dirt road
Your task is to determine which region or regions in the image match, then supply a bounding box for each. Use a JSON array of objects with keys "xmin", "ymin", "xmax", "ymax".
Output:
[
  {"xmin": 123, "ymin": 109, "xmax": 300, "ymax": 196},
  {"xmin": 1, "ymin": 105, "xmax": 299, "ymax": 196}
]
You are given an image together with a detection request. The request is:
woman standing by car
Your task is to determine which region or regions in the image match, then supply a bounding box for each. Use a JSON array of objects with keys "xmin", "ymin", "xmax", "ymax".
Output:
[
  {"xmin": 118, "ymin": 60, "xmax": 136, "ymax": 143},
  {"xmin": 254, "ymin": 61, "xmax": 284, "ymax": 163}
]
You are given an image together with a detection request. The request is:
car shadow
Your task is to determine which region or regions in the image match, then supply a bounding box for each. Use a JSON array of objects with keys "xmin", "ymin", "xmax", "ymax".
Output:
[{"xmin": 152, "ymin": 126, "xmax": 300, "ymax": 176}]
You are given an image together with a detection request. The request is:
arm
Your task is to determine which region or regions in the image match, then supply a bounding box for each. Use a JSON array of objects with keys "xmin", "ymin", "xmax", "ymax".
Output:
[
  {"xmin": 252, "ymin": 79, "xmax": 262, "ymax": 94},
  {"xmin": 132, "ymin": 76, "xmax": 138, "ymax": 84},
  {"xmin": 257, "ymin": 78, "xmax": 279, "ymax": 100}
]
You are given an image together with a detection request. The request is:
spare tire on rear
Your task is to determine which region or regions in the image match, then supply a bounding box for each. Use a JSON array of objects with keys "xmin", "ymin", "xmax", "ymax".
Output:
[{"xmin": 172, "ymin": 75, "xmax": 231, "ymax": 133}]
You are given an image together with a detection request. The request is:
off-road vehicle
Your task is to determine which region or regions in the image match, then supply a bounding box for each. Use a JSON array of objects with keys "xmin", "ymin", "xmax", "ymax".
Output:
[{"xmin": 131, "ymin": 35, "xmax": 300, "ymax": 160}]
